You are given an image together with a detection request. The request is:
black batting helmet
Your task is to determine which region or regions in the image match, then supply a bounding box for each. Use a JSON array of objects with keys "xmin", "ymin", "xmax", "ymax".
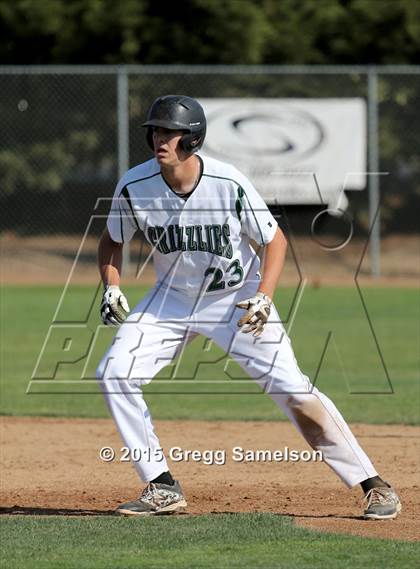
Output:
[{"xmin": 142, "ymin": 95, "xmax": 206, "ymax": 154}]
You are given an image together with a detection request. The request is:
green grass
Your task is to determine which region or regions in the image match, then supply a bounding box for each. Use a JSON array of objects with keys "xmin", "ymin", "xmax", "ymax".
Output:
[
  {"xmin": 0, "ymin": 514, "xmax": 418, "ymax": 569},
  {"xmin": 1, "ymin": 285, "xmax": 419, "ymax": 424}
]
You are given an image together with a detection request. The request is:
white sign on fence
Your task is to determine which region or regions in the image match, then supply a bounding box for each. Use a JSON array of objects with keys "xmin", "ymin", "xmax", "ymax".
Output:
[{"xmin": 200, "ymin": 98, "xmax": 367, "ymax": 209}]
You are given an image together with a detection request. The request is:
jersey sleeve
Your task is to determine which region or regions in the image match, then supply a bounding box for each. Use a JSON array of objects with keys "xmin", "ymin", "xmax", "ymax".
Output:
[
  {"xmin": 234, "ymin": 172, "xmax": 278, "ymax": 246},
  {"xmin": 106, "ymin": 184, "xmax": 138, "ymax": 244}
]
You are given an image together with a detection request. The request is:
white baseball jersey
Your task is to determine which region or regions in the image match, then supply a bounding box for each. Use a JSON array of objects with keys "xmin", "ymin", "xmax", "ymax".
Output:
[{"xmin": 107, "ymin": 154, "xmax": 278, "ymax": 295}]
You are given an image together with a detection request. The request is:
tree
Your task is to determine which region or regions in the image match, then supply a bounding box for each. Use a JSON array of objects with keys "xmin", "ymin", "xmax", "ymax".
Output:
[{"xmin": 1, "ymin": 0, "xmax": 419, "ymax": 65}]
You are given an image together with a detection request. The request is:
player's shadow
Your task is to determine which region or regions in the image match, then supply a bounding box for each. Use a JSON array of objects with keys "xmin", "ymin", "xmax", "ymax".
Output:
[
  {"xmin": 287, "ymin": 512, "xmax": 364, "ymax": 521},
  {"xmin": 0, "ymin": 507, "xmax": 362, "ymax": 520},
  {"xmin": 204, "ymin": 511, "xmax": 363, "ymax": 520},
  {"xmin": 0, "ymin": 506, "xmax": 115, "ymax": 516}
]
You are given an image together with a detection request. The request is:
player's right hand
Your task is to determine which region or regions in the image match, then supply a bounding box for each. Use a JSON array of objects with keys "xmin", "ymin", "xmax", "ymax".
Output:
[{"xmin": 100, "ymin": 285, "xmax": 130, "ymax": 326}]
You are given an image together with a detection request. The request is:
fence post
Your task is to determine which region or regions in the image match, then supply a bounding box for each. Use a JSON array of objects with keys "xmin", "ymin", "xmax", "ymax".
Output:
[
  {"xmin": 117, "ymin": 67, "xmax": 130, "ymax": 274},
  {"xmin": 367, "ymin": 68, "xmax": 381, "ymax": 277}
]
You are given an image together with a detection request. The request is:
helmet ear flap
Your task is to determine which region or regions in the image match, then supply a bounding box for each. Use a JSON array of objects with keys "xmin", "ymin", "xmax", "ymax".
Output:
[
  {"xmin": 179, "ymin": 134, "xmax": 191, "ymax": 153},
  {"xmin": 180, "ymin": 132, "xmax": 205, "ymax": 154}
]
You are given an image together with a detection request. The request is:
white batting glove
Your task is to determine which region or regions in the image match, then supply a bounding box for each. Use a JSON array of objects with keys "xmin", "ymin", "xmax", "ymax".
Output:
[
  {"xmin": 100, "ymin": 285, "xmax": 130, "ymax": 326},
  {"xmin": 236, "ymin": 292, "xmax": 272, "ymax": 337}
]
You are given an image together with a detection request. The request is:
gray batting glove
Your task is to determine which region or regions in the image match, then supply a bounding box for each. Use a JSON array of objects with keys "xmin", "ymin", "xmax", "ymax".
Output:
[
  {"xmin": 100, "ymin": 285, "xmax": 130, "ymax": 326},
  {"xmin": 236, "ymin": 292, "xmax": 272, "ymax": 337}
]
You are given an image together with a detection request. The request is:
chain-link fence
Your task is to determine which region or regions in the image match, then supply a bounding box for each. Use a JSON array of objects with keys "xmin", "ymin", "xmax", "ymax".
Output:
[{"xmin": 1, "ymin": 65, "xmax": 419, "ymax": 280}]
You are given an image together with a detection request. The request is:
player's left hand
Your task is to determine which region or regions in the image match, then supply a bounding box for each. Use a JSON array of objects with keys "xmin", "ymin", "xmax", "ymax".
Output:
[{"xmin": 236, "ymin": 292, "xmax": 272, "ymax": 337}]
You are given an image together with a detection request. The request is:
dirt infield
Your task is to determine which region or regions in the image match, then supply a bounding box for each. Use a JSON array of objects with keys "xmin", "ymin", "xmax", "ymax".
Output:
[{"xmin": 1, "ymin": 417, "xmax": 418, "ymax": 541}]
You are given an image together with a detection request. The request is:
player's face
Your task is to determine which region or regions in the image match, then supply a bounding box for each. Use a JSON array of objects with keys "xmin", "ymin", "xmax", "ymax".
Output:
[{"xmin": 152, "ymin": 127, "xmax": 185, "ymax": 166}]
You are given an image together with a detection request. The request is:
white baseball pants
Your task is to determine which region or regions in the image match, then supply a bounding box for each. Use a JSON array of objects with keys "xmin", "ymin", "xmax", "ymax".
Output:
[{"xmin": 96, "ymin": 282, "xmax": 378, "ymax": 487}]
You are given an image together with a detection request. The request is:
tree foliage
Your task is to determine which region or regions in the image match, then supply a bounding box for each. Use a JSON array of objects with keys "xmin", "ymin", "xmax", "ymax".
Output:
[{"xmin": 0, "ymin": 0, "xmax": 419, "ymax": 65}]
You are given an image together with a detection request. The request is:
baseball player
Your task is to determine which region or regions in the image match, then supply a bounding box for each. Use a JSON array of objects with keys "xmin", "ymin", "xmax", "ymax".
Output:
[{"xmin": 96, "ymin": 95, "xmax": 401, "ymax": 519}]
